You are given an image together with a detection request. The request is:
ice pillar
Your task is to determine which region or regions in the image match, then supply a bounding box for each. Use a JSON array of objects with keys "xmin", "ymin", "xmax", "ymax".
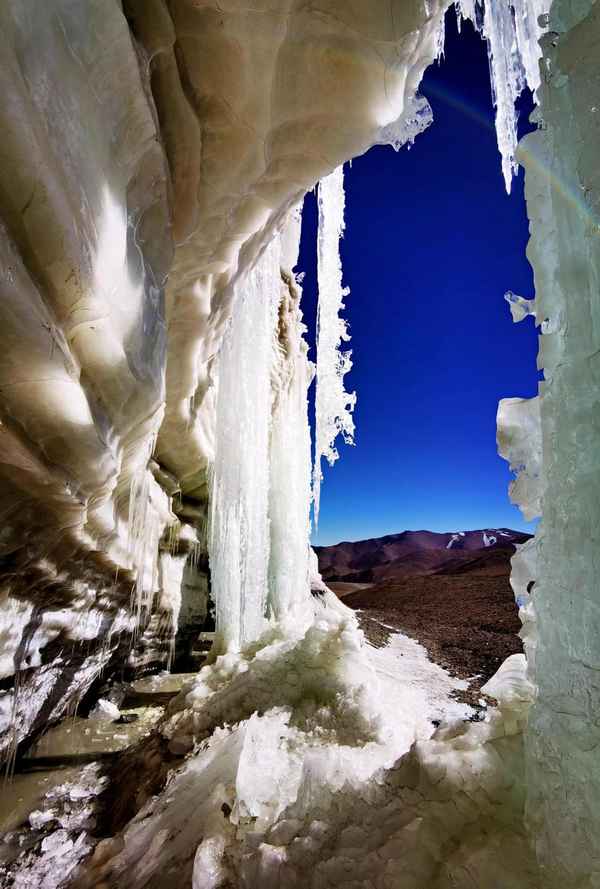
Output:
[
  {"xmin": 268, "ymin": 273, "xmax": 313, "ymax": 631},
  {"xmin": 210, "ymin": 228, "xmax": 314, "ymax": 651},
  {"xmin": 209, "ymin": 240, "xmax": 279, "ymax": 650}
]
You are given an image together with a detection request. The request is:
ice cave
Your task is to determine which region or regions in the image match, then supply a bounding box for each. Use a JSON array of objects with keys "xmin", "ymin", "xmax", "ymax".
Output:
[{"xmin": 0, "ymin": 1, "xmax": 598, "ymax": 887}]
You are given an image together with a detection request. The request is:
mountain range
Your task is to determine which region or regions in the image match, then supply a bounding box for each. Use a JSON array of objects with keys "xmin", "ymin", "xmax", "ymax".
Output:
[{"xmin": 314, "ymin": 528, "xmax": 531, "ymax": 585}]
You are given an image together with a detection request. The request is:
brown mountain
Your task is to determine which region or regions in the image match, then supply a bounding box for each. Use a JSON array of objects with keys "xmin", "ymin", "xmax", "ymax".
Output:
[
  {"xmin": 316, "ymin": 528, "xmax": 532, "ymax": 689},
  {"xmin": 314, "ymin": 528, "xmax": 531, "ymax": 584}
]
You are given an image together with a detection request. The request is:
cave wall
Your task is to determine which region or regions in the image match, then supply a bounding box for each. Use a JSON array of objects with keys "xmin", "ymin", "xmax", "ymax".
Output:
[
  {"xmin": 0, "ymin": 0, "xmax": 450, "ymax": 759},
  {"xmin": 0, "ymin": 0, "xmax": 175, "ymax": 759}
]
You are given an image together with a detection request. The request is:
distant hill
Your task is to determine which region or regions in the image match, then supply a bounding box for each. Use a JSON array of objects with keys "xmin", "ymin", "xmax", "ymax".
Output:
[
  {"xmin": 316, "ymin": 528, "xmax": 533, "ymax": 690},
  {"xmin": 314, "ymin": 528, "xmax": 531, "ymax": 584}
]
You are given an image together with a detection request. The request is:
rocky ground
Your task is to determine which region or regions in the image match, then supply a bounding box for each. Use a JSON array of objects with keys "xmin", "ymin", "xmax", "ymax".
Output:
[{"xmin": 323, "ymin": 530, "xmax": 526, "ymax": 706}]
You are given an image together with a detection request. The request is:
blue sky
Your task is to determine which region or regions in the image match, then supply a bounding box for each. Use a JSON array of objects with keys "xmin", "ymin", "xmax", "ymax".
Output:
[{"xmin": 299, "ymin": 12, "xmax": 540, "ymax": 547}]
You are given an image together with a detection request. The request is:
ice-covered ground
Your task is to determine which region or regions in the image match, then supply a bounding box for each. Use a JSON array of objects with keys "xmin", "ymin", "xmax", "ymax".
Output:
[
  {"xmin": 0, "ymin": 598, "xmax": 540, "ymax": 889},
  {"xmin": 66, "ymin": 597, "xmax": 539, "ymax": 889},
  {"xmin": 367, "ymin": 626, "xmax": 473, "ymax": 750}
]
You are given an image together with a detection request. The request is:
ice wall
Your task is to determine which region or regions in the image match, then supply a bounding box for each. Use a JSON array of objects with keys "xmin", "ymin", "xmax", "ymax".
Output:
[
  {"xmin": 494, "ymin": 2, "xmax": 600, "ymax": 885},
  {"xmin": 517, "ymin": 3, "xmax": 600, "ymax": 884},
  {"xmin": 0, "ymin": 0, "xmax": 175, "ymax": 759}
]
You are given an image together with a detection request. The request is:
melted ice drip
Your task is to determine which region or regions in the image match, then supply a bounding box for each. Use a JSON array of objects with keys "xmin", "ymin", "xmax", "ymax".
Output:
[
  {"xmin": 210, "ymin": 241, "xmax": 279, "ymax": 650},
  {"xmin": 456, "ymin": 0, "xmax": 546, "ymax": 193},
  {"xmin": 312, "ymin": 166, "xmax": 356, "ymax": 526}
]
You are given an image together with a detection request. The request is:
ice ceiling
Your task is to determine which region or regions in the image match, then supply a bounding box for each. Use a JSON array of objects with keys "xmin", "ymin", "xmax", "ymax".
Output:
[{"xmin": 0, "ymin": 1, "xmax": 598, "ymax": 887}]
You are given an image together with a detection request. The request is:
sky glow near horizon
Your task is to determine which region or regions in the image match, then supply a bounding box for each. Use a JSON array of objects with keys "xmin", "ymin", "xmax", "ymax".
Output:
[{"xmin": 300, "ymin": 12, "xmax": 540, "ymax": 547}]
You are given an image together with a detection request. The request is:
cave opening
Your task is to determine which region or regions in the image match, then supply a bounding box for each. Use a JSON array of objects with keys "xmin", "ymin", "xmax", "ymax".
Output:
[
  {"xmin": 298, "ymin": 10, "xmax": 541, "ymax": 689},
  {"xmin": 302, "ymin": 11, "xmax": 539, "ymax": 544}
]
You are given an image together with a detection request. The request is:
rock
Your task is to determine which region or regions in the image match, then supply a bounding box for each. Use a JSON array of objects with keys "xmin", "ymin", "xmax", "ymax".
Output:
[{"xmin": 88, "ymin": 700, "xmax": 121, "ymax": 722}]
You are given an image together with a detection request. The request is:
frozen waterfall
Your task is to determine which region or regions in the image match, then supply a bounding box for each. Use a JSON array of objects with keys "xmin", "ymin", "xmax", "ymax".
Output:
[
  {"xmin": 312, "ymin": 166, "xmax": 356, "ymax": 526},
  {"xmin": 209, "ymin": 240, "xmax": 279, "ymax": 650}
]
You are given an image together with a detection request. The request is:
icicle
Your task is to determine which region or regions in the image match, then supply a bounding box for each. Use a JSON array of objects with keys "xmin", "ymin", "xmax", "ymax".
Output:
[
  {"xmin": 512, "ymin": 0, "xmax": 546, "ymax": 95},
  {"xmin": 455, "ymin": 0, "xmax": 479, "ymax": 30},
  {"xmin": 268, "ymin": 269, "xmax": 313, "ymax": 631},
  {"xmin": 376, "ymin": 94, "xmax": 434, "ymax": 153},
  {"xmin": 481, "ymin": 0, "xmax": 526, "ymax": 192},
  {"xmin": 312, "ymin": 165, "xmax": 356, "ymax": 527},
  {"xmin": 210, "ymin": 216, "xmax": 316, "ymax": 647},
  {"xmin": 455, "ymin": 0, "xmax": 546, "ymax": 193},
  {"xmin": 209, "ymin": 239, "xmax": 280, "ymax": 651},
  {"xmin": 127, "ymin": 467, "xmax": 159, "ymax": 631}
]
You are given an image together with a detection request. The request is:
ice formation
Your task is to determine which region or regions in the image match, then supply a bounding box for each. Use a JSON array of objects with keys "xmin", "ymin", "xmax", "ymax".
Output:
[
  {"xmin": 312, "ymin": 166, "xmax": 356, "ymax": 526},
  {"xmin": 497, "ymin": 396, "xmax": 542, "ymax": 521},
  {"xmin": 1, "ymin": 0, "xmax": 599, "ymax": 886},
  {"xmin": 209, "ymin": 240, "xmax": 279, "ymax": 651},
  {"xmin": 505, "ymin": 289, "xmax": 537, "ymax": 322},
  {"xmin": 0, "ymin": 763, "xmax": 109, "ymax": 889},
  {"xmin": 75, "ymin": 609, "xmax": 495, "ymax": 889},
  {"xmin": 457, "ymin": 0, "xmax": 546, "ymax": 191},
  {"xmin": 209, "ymin": 226, "xmax": 313, "ymax": 651},
  {"xmin": 268, "ymin": 270, "xmax": 314, "ymax": 633},
  {"xmin": 0, "ymin": 0, "xmax": 451, "ymax": 752}
]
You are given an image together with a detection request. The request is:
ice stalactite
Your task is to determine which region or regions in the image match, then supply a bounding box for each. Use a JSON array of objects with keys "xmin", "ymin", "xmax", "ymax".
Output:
[
  {"xmin": 512, "ymin": 0, "xmax": 546, "ymax": 94},
  {"xmin": 207, "ymin": 194, "xmax": 325, "ymax": 652},
  {"xmin": 127, "ymin": 454, "xmax": 174, "ymax": 647},
  {"xmin": 268, "ymin": 273, "xmax": 313, "ymax": 631},
  {"xmin": 127, "ymin": 467, "xmax": 158, "ymax": 631},
  {"xmin": 209, "ymin": 240, "xmax": 280, "ymax": 651},
  {"xmin": 456, "ymin": 0, "xmax": 546, "ymax": 192},
  {"xmin": 312, "ymin": 166, "xmax": 356, "ymax": 527},
  {"xmin": 210, "ymin": 232, "xmax": 314, "ymax": 651},
  {"xmin": 481, "ymin": 0, "xmax": 527, "ymax": 191}
]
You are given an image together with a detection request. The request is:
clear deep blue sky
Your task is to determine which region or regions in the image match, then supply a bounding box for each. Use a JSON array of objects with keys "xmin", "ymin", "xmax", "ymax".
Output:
[{"xmin": 298, "ymin": 11, "xmax": 540, "ymax": 547}]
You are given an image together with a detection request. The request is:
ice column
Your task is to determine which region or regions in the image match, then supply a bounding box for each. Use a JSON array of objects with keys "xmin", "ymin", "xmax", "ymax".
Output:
[
  {"xmin": 209, "ymin": 240, "xmax": 280, "ymax": 651},
  {"xmin": 268, "ymin": 274, "xmax": 313, "ymax": 630},
  {"xmin": 210, "ymin": 230, "xmax": 314, "ymax": 650},
  {"xmin": 312, "ymin": 166, "xmax": 356, "ymax": 526},
  {"xmin": 456, "ymin": 0, "xmax": 546, "ymax": 192}
]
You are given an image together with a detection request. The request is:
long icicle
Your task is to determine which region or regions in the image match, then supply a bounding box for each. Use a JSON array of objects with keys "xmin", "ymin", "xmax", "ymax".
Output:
[
  {"xmin": 312, "ymin": 165, "xmax": 356, "ymax": 527},
  {"xmin": 456, "ymin": 0, "xmax": 546, "ymax": 193}
]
